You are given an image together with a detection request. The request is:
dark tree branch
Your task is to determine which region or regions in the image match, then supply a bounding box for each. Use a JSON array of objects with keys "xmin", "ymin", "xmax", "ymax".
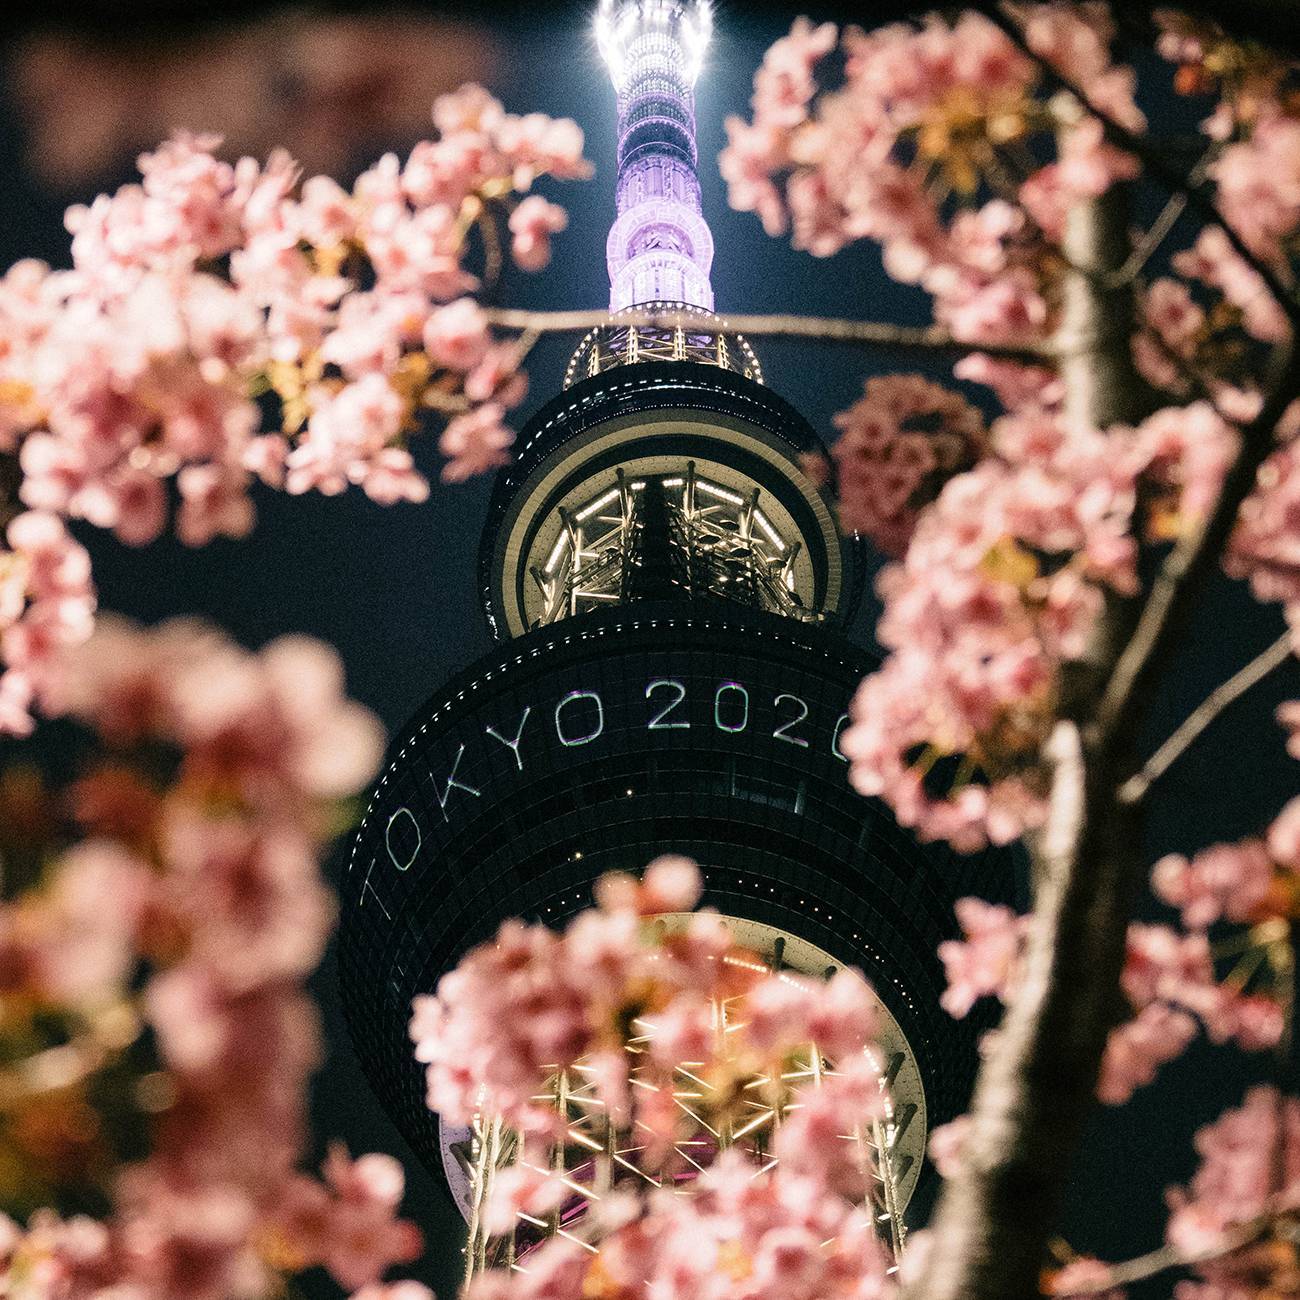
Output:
[
  {"xmin": 480, "ymin": 307, "xmax": 1048, "ymax": 361},
  {"xmin": 983, "ymin": 4, "xmax": 1300, "ymax": 330},
  {"xmin": 1096, "ymin": 344, "xmax": 1300, "ymax": 749},
  {"xmin": 900, "ymin": 71, "xmax": 1300, "ymax": 1282}
]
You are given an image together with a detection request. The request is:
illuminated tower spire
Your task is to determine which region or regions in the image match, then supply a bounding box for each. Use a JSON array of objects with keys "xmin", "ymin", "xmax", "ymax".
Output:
[
  {"xmin": 596, "ymin": 0, "xmax": 716, "ymax": 311},
  {"xmin": 566, "ymin": 0, "xmax": 759, "ymax": 387}
]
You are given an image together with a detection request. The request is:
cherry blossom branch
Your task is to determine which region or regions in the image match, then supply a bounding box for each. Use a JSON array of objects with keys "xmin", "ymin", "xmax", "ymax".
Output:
[
  {"xmin": 480, "ymin": 307, "xmax": 1050, "ymax": 361},
  {"xmin": 984, "ymin": 2, "xmax": 1300, "ymax": 329},
  {"xmin": 1139, "ymin": 0, "xmax": 1300, "ymax": 57},
  {"xmin": 908, "ymin": 160, "xmax": 1300, "ymax": 1300},
  {"xmin": 1055, "ymin": 1209, "xmax": 1295, "ymax": 1294},
  {"xmin": 904, "ymin": 158, "xmax": 1155, "ymax": 1300},
  {"xmin": 1119, "ymin": 630, "xmax": 1295, "ymax": 805},
  {"xmin": 1097, "ymin": 345, "xmax": 1300, "ymax": 745}
]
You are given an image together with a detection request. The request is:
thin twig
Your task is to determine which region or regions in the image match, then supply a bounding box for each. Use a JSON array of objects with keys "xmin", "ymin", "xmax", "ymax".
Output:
[
  {"xmin": 984, "ymin": 3, "xmax": 1300, "ymax": 329},
  {"xmin": 479, "ymin": 307, "xmax": 1050, "ymax": 362},
  {"xmin": 1107, "ymin": 191, "xmax": 1189, "ymax": 288},
  {"xmin": 1104, "ymin": 146, "xmax": 1216, "ymax": 289},
  {"xmin": 1119, "ymin": 631, "xmax": 1294, "ymax": 804}
]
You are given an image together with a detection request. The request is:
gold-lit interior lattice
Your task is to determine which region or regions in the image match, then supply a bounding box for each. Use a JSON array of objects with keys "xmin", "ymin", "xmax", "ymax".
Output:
[
  {"xmin": 455, "ymin": 957, "xmax": 915, "ymax": 1286},
  {"xmin": 531, "ymin": 462, "xmax": 812, "ymax": 625}
]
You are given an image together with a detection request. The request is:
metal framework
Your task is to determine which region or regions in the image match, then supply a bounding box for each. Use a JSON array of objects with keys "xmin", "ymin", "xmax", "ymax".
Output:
[
  {"xmin": 563, "ymin": 302, "xmax": 763, "ymax": 389},
  {"xmin": 456, "ymin": 943, "xmax": 912, "ymax": 1287},
  {"xmin": 530, "ymin": 461, "xmax": 809, "ymax": 625}
]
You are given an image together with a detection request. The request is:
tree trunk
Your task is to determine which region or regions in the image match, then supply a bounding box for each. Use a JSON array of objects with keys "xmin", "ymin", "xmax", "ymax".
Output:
[{"xmin": 902, "ymin": 176, "xmax": 1154, "ymax": 1300}]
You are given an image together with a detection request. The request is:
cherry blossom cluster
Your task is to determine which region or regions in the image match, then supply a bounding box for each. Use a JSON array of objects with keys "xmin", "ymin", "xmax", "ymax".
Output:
[
  {"xmin": 1047, "ymin": 1087, "xmax": 1300, "ymax": 1298},
  {"xmin": 720, "ymin": 8, "xmax": 1139, "ymax": 356},
  {"xmin": 0, "ymin": 511, "xmax": 95, "ymax": 735},
  {"xmin": 819, "ymin": 373, "xmax": 988, "ymax": 556},
  {"xmin": 1162, "ymin": 1086, "xmax": 1300, "ymax": 1298},
  {"xmin": 0, "ymin": 85, "xmax": 588, "ymax": 738},
  {"xmin": 1152, "ymin": 9, "xmax": 1295, "ymax": 141},
  {"xmin": 839, "ymin": 400, "xmax": 1237, "ymax": 848},
  {"xmin": 934, "ymin": 890, "xmax": 1284, "ymax": 1107},
  {"xmin": 464, "ymin": 1150, "xmax": 897, "ymax": 1300},
  {"xmin": 1154, "ymin": 797, "xmax": 1300, "ymax": 929},
  {"xmin": 723, "ymin": 10, "xmax": 1300, "ymax": 859},
  {"xmin": 411, "ymin": 857, "xmax": 881, "ymax": 1133},
  {"xmin": 0, "ymin": 615, "xmax": 430, "ymax": 1300},
  {"xmin": 413, "ymin": 859, "xmax": 906, "ymax": 1295}
]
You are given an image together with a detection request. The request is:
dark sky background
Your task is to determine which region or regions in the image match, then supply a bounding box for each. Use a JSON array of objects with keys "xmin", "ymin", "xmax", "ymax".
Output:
[{"xmin": 1, "ymin": 4, "xmax": 1298, "ymax": 1295}]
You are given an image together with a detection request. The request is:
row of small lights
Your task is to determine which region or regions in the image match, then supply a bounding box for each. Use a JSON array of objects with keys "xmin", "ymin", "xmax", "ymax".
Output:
[{"xmin": 563, "ymin": 314, "xmax": 763, "ymax": 388}]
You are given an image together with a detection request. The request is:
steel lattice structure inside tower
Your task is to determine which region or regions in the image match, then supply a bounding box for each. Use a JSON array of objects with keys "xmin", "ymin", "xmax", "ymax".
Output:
[{"xmin": 338, "ymin": 0, "xmax": 1019, "ymax": 1284}]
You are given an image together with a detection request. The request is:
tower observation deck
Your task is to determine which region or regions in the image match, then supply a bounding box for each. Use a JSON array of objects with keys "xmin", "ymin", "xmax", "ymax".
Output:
[{"xmin": 338, "ymin": 2, "xmax": 1018, "ymax": 1286}]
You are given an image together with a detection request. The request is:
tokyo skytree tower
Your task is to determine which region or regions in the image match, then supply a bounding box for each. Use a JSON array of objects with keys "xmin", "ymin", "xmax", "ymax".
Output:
[{"xmin": 338, "ymin": 2, "xmax": 1017, "ymax": 1288}]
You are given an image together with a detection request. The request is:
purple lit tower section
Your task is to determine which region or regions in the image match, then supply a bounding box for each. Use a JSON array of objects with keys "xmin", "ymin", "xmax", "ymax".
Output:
[
  {"xmin": 597, "ymin": 0, "xmax": 715, "ymax": 310},
  {"xmin": 565, "ymin": 0, "xmax": 761, "ymax": 386}
]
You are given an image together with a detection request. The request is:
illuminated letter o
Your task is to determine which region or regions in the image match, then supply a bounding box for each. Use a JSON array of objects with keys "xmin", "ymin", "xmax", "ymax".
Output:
[
  {"xmin": 386, "ymin": 806, "xmax": 421, "ymax": 872},
  {"xmin": 555, "ymin": 690, "xmax": 605, "ymax": 746}
]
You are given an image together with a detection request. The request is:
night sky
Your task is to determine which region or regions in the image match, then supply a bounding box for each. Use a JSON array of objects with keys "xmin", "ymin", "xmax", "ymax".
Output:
[{"xmin": 2, "ymin": 5, "xmax": 1298, "ymax": 1295}]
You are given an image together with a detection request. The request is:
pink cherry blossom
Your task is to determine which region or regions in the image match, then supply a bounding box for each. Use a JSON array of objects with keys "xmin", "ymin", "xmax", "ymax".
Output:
[
  {"xmin": 938, "ymin": 898, "xmax": 1028, "ymax": 1017},
  {"xmin": 465, "ymin": 1141, "xmax": 896, "ymax": 1299},
  {"xmin": 719, "ymin": 116, "xmax": 791, "ymax": 237},
  {"xmin": 837, "ymin": 397, "xmax": 1244, "ymax": 848},
  {"xmin": 508, "ymin": 195, "xmax": 568, "ymax": 272},
  {"xmin": 1152, "ymin": 838, "xmax": 1278, "ymax": 929},
  {"xmin": 0, "ymin": 510, "xmax": 95, "ymax": 734},
  {"xmin": 1164, "ymin": 1087, "xmax": 1300, "ymax": 1296},
  {"xmin": 1173, "ymin": 226, "xmax": 1291, "ymax": 344},
  {"xmin": 424, "ymin": 297, "xmax": 492, "ymax": 371},
  {"xmin": 1019, "ymin": 4, "xmax": 1142, "ymax": 128},
  {"xmin": 306, "ymin": 1146, "xmax": 423, "ymax": 1291},
  {"xmin": 643, "ymin": 993, "xmax": 716, "ymax": 1067},
  {"xmin": 0, "ymin": 88, "xmax": 590, "ymax": 706},
  {"xmin": 1098, "ymin": 1003, "xmax": 1198, "ymax": 1104},
  {"xmin": 439, "ymin": 401, "xmax": 515, "ymax": 483},
  {"xmin": 953, "ymin": 353, "xmax": 1064, "ymax": 414},
  {"xmin": 754, "ymin": 19, "xmax": 837, "ymax": 127},
  {"xmin": 1280, "ymin": 701, "xmax": 1300, "ymax": 760},
  {"xmin": 1212, "ymin": 113, "xmax": 1300, "ymax": 262},
  {"xmin": 29, "ymin": 839, "xmax": 153, "ymax": 1006},
  {"xmin": 114, "ymin": 1177, "xmax": 266, "ymax": 1300},
  {"xmin": 1269, "ymin": 796, "xmax": 1300, "ymax": 864},
  {"xmin": 829, "ymin": 374, "xmax": 987, "ymax": 555},
  {"xmin": 1048, "ymin": 1256, "xmax": 1125, "ymax": 1300},
  {"xmin": 593, "ymin": 854, "xmax": 703, "ymax": 916},
  {"xmin": 928, "ymin": 1115, "xmax": 971, "ymax": 1178},
  {"xmin": 162, "ymin": 815, "xmax": 334, "ymax": 993},
  {"xmin": 1133, "ymin": 278, "xmax": 1206, "ymax": 396},
  {"xmin": 482, "ymin": 1161, "xmax": 564, "ymax": 1236},
  {"xmin": 1227, "ymin": 443, "xmax": 1300, "ymax": 606}
]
